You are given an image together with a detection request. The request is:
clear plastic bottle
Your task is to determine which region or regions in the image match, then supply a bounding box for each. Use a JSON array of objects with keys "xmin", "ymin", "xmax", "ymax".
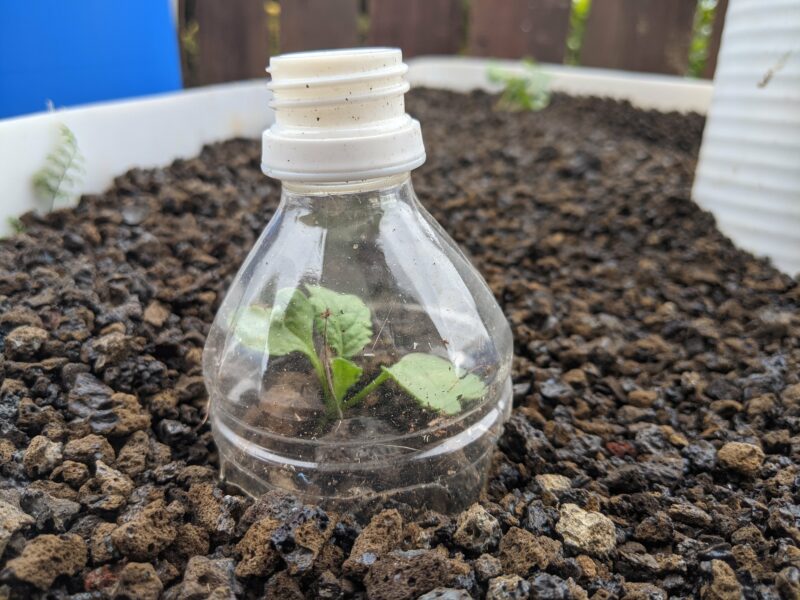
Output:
[{"xmin": 203, "ymin": 48, "xmax": 513, "ymax": 514}]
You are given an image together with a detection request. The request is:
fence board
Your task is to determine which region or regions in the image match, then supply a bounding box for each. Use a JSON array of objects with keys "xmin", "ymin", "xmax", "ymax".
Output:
[
  {"xmin": 468, "ymin": 0, "xmax": 572, "ymax": 63},
  {"xmin": 580, "ymin": 0, "xmax": 697, "ymax": 75},
  {"xmin": 281, "ymin": 0, "xmax": 359, "ymax": 53},
  {"xmin": 703, "ymin": 0, "xmax": 728, "ymax": 79},
  {"xmin": 368, "ymin": 0, "xmax": 463, "ymax": 58},
  {"xmin": 193, "ymin": 0, "xmax": 270, "ymax": 85}
]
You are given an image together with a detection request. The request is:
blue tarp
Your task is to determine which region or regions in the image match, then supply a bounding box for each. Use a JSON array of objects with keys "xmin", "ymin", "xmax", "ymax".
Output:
[{"xmin": 0, "ymin": 0, "xmax": 182, "ymax": 119}]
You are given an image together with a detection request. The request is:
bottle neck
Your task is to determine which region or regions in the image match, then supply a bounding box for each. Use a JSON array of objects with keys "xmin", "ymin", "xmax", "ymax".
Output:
[{"xmin": 281, "ymin": 172, "xmax": 412, "ymax": 197}]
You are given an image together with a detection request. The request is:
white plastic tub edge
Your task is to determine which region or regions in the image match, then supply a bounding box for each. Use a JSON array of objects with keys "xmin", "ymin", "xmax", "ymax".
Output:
[{"xmin": 0, "ymin": 57, "xmax": 712, "ymax": 239}]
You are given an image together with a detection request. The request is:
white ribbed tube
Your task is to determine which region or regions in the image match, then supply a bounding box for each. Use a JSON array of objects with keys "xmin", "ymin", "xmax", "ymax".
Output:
[
  {"xmin": 692, "ymin": 0, "xmax": 800, "ymax": 274},
  {"xmin": 262, "ymin": 48, "xmax": 426, "ymax": 182}
]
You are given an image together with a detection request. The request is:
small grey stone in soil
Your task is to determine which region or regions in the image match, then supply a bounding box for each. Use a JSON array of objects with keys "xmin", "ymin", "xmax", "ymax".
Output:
[
  {"xmin": 635, "ymin": 425, "xmax": 673, "ymax": 454},
  {"xmin": 684, "ymin": 440, "xmax": 717, "ymax": 471},
  {"xmin": 20, "ymin": 488, "xmax": 80, "ymax": 532},
  {"xmin": 452, "ymin": 503, "xmax": 501, "ymax": 553},
  {"xmin": 67, "ymin": 372, "xmax": 114, "ymax": 418},
  {"xmin": 0, "ymin": 499, "xmax": 35, "ymax": 556},
  {"xmin": 474, "ymin": 553, "xmax": 502, "ymax": 582},
  {"xmin": 157, "ymin": 419, "xmax": 194, "ymax": 445},
  {"xmin": 555, "ymin": 503, "xmax": 616, "ymax": 557},
  {"xmin": 417, "ymin": 588, "xmax": 472, "ymax": 600},
  {"xmin": 539, "ymin": 379, "xmax": 572, "ymax": 402},
  {"xmin": 528, "ymin": 573, "xmax": 570, "ymax": 600},
  {"xmin": 523, "ymin": 500, "xmax": 557, "ymax": 536},
  {"xmin": 512, "ymin": 381, "xmax": 531, "ymax": 402},
  {"xmin": 486, "ymin": 575, "xmax": 530, "ymax": 600},
  {"xmin": 271, "ymin": 506, "xmax": 331, "ymax": 575}
]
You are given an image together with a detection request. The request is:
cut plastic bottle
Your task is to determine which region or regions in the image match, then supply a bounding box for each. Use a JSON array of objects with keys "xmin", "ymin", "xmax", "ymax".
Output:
[{"xmin": 203, "ymin": 48, "xmax": 513, "ymax": 514}]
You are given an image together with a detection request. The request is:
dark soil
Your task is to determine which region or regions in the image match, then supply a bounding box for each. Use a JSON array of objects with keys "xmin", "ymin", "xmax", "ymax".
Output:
[{"xmin": 0, "ymin": 88, "xmax": 798, "ymax": 599}]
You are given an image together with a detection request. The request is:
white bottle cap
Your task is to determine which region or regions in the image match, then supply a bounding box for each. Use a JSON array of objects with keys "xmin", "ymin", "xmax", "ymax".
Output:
[{"xmin": 262, "ymin": 48, "xmax": 426, "ymax": 182}]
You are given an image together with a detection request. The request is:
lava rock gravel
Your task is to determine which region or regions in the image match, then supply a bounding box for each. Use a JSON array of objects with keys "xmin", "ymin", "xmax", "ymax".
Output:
[{"xmin": 0, "ymin": 89, "xmax": 798, "ymax": 599}]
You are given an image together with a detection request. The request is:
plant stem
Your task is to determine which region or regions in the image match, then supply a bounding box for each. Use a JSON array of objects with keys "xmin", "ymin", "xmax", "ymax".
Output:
[
  {"xmin": 307, "ymin": 352, "xmax": 337, "ymax": 415},
  {"xmin": 344, "ymin": 370, "xmax": 390, "ymax": 410}
]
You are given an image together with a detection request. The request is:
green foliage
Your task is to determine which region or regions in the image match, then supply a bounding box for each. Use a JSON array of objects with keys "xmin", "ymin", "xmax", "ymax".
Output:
[
  {"xmin": 307, "ymin": 286, "xmax": 372, "ymax": 358},
  {"xmin": 688, "ymin": 0, "xmax": 718, "ymax": 78},
  {"xmin": 487, "ymin": 58, "xmax": 551, "ymax": 112},
  {"xmin": 7, "ymin": 217, "xmax": 25, "ymax": 235},
  {"xmin": 331, "ymin": 357, "xmax": 363, "ymax": 404},
  {"xmin": 384, "ymin": 353, "xmax": 486, "ymax": 415},
  {"xmin": 32, "ymin": 125, "xmax": 85, "ymax": 210},
  {"xmin": 566, "ymin": 0, "xmax": 592, "ymax": 66},
  {"xmin": 234, "ymin": 284, "xmax": 487, "ymax": 420}
]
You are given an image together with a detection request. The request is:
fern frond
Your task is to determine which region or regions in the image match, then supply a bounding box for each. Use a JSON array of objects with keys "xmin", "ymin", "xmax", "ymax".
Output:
[
  {"xmin": 487, "ymin": 58, "xmax": 551, "ymax": 112},
  {"xmin": 32, "ymin": 124, "xmax": 85, "ymax": 210}
]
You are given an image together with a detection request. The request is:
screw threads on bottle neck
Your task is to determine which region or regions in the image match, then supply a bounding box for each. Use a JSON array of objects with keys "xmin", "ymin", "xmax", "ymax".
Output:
[{"xmin": 261, "ymin": 48, "xmax": 426, "ymax": 183}]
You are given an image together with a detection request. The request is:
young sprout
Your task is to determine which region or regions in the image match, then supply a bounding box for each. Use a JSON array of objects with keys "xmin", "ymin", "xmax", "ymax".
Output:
[
  {"xmin": 234, "ymin": 285, "xmax": 487, "ymax": 420},
  {"xmin": 487, "ymin": 58, "xmax": 551, "ymax": 112},
  {"xmin": 32, "ymin": 124, "xmax": 85, "ymax": 211}
]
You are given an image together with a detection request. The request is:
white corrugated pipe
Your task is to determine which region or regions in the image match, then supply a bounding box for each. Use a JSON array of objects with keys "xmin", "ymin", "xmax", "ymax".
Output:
[{"xmin": 692, "ymin": 0, "xmax": 800, "ymax": 275}]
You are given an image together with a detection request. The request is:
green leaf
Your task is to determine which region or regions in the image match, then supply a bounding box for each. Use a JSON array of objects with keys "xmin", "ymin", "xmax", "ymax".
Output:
[
  {"xmin": 233, "ymin": 288, "xmax": 315, "ymax": 357},
  {"xmin": 330, "ymin": 356, "xmax": 363, "ymax": 402},
  {"xmin": 307, "ymin": 285, "xmax": 372, "ymax": 357},
  {"xmin": 384, "ymin": 353, "xmax": 486, "ymax": 415},
  {"xmin": 232, "ymin": 304, "xmax": 271, "ymax": 351}
]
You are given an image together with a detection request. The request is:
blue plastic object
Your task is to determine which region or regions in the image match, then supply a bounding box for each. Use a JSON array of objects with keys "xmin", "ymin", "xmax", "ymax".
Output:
[{"xmin": 0, "ymin": 0, "xmax": 182, "ymax": 119}]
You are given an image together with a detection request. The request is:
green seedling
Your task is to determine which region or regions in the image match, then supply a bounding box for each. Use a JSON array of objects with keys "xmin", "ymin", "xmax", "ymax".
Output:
[
  {"xmin": 7, "ymin": 217, "xmax": 25, "ymax": 235},
  {"xmin": 32, "ymin": 124, "xmax": 85, "ymax": 211},
  {"xmin": 234, "ymin": 285, "xmax": 486, "ymax": 419},
  {"xmin": 487, "ymin": 58, "xmax": 551, "ymax": 112}
]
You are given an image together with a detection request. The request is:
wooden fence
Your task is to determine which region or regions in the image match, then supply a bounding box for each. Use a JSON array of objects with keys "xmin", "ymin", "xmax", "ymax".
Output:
[{"xmin": 178, "ymin": 0, "xmax": 728, "ymax": 87}]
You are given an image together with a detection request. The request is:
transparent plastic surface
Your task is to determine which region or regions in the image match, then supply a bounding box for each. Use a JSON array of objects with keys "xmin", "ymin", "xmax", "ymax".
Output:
[{"xmin": 204, "ymin": 174, "xmax": 513, "ymax": 513}]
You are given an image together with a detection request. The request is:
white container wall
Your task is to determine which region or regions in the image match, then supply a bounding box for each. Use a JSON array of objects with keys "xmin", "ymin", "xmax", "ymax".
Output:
[
  {"xmin": 0, "ymin": 61, "xmax": 712, "ymax": 238},
  {"xmin": 692, "ymin": 0, "xmax": 800, "ymax": 274}
]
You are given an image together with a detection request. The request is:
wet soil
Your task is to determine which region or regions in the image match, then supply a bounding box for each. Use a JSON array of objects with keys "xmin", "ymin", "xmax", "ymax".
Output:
[{"xmin": 0, "ymin": 89, "xmax": 798, "ymax": 599}]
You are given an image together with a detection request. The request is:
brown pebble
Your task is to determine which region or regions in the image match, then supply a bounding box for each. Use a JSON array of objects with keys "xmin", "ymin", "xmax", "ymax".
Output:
[
  {"xmin": 111, "ymin": 562, "xmax": 163, "ymax": 600},
  {"xmin": 627, "ymin": 389, "xmax": 658, "ymax": 408},
  {"xmin": 23, "ymin": 435, "xmax": 63, "ymax": 477},
  {"xmin": 50, "ymin": 460, "xmax": 90, "ymax": 488},
  {"xmin": 110, "ymin": 499, "xmax": 179, "ymax": 560},
  {"xmin": 717, "ymin": 442, "xmax": 765, "ymax": 477},
  {"xmin": 143, "ymin": 300, "xmax": 171, "ymax": 327},
  {"xmin": 701, "ymin": 559, "xmax": 742, "ymax": 600},
  {"xmin": 5, "ymin": 533, "xmax": 87, "ymax": 590},
  {"xmin": 235, "ymin": 517, "xmax": 281, "ymax": 577},
  {"xmin": 5, "ymin": 326, "xmax": 48, "ymax": 360},
  {"xmin": 344, "ymin": 508, "xmax": 404, "ymax": 575},
  {"xmin": 64, "ymin": 434, "xmax": 115, "ymax": 465},
  {"xmin": 498, "ymin": 526, "xmax": 561, "ymax": 576}
]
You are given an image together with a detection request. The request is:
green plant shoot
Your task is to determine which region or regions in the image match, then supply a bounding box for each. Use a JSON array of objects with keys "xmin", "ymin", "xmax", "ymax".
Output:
[
  {"xmin": 487, "ymin": 58, "xmax": 551, "ymax": 112},
  {"xmin": 32, "ymin": 124, "xmax": 86, "ymax": 211},
  {"xmin": 233, "ymin": 285, "xmax": 486, "ymax": 419}
]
